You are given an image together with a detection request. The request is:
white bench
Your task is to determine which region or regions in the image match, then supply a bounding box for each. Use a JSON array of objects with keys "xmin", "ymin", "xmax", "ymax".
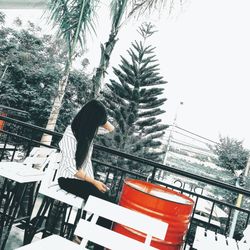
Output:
[
  {"xmin": 193, "ymin": 226, "xmax": 250, "ymax": 250},
  {"xmin": 17, "ymin": 195, "xmax": 168, "ymax": 250}
]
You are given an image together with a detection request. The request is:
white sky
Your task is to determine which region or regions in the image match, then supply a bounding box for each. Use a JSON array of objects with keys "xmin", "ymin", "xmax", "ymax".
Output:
[{"xmin": 2, "ymin": 0, "xmax": 250, "ymax": 148}]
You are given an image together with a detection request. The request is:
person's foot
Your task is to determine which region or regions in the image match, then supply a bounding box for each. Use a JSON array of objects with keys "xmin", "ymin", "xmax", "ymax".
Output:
[{"xmin": 73, "ymin": 235, "xmax": 82, "ymax": 244}]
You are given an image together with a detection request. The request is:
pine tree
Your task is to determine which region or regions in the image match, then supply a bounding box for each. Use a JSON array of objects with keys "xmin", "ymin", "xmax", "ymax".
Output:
[{"xmin": 101, "ymin": 23, "xmax": 168, "ymax": 173}]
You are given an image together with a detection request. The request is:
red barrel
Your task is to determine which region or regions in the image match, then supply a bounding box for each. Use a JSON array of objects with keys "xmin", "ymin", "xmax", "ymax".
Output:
[{"xmin": 113, "ymin": 179, "xmax": 194, "ymax": 250}]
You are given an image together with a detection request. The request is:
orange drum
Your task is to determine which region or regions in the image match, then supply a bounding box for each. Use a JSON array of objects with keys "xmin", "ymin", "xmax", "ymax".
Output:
[
  {"xmin": 0, "ymin": 113, "xmax": 7, "ymax": 130},
  {"xmin": 113, "ymin": 178, "xmax": 194, "ymax": 250}
]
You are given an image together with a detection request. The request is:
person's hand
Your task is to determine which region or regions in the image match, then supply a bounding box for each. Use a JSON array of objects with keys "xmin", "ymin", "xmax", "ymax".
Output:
[
  {"xmin": 102, "ymin": 121, "xmax": 114, "ymax": 132},
  {"xmin": 94, "ymin": 180, "xmax": 108, "ymax": 193}
]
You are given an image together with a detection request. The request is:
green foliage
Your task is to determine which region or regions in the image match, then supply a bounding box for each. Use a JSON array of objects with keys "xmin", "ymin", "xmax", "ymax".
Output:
[
  {"xmin": 130, "ymin": 0, "xmax": 182, "ymax": 17},
  {"xmin": 211, "ymin": 136, "xmax": 250, "ymax": 174},
  {"xmin": 0, "ymin": 19, "xmax": 91, "ymax": 133},
  {"xmin": 100, "ymin": 23, "xmax": 168, "ymax": 173},
  {"xmin": 137, "ymin": 22, "xmax": 157, "ymax": 40}
]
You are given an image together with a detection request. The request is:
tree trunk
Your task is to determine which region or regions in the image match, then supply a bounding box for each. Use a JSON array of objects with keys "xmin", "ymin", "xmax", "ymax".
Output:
[
  {"xmin": 0, "ymin": 64, "xmax": 9, "ymax": 80},
  {"xmin": 40, "ymin": 63, "xmax": 70, "ymax": 145},
  {"xmin": 91, "ymin": 31, "xmax": 118, "ymax": 98}
]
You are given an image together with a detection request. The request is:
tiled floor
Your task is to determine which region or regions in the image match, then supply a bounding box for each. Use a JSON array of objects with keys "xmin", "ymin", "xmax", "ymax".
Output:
[
  {"xmin": 5, "ymin": 226, "xmax": 24, "ymax": 250},
  {"xmin": 5, "ymin": 226, "xmax": 41, "ymax": 250},
  {"xmin": 4, "ymin": 194, "xmax": 43, "ymax": 250},
  {"xmin": 4, "ymin": 194, "xmax": 80, "ymax": 250}
]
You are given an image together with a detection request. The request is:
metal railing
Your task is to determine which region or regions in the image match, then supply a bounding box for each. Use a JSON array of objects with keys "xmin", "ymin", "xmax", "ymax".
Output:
[{"xmin": 1, "ymin": 114, "xmax": 250, "ymax": 248}]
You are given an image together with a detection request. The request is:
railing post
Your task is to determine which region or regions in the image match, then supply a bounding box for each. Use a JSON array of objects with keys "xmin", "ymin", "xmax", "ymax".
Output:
[
  {"xmin": 229, "ymin": 157, "xmax": 250, "ymax": 237},
  {"xmin": 0, "ymin": 134, "xmax": 9, "ymax": 161},
  {"xmin": 151, "ymin": 166, "xmax": 157, "ymax": 181}
]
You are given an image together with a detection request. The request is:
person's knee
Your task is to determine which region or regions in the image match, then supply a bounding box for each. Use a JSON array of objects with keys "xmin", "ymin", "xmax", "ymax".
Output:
[{"xmin": 58, "ymin": 177, "xmax": 66, "ymax": 189}]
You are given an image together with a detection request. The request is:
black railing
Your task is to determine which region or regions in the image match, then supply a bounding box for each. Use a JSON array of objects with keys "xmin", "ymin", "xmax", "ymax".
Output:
[{"xmin": 1, "ymin": 114, "xmax": 250, "ymax": 248}]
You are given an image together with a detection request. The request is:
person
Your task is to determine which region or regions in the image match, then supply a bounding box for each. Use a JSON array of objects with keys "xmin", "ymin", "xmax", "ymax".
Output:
[{"xmin": 57, "ymin": 99, "xmax": 114, "ymax": 248}]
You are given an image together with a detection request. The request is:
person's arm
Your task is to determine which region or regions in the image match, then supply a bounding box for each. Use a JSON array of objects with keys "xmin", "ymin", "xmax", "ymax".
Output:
[
  {"xmin": 74, "ymin": 169, "xmax": 108, "ymax": 193},
  {"xmin": 59, "ymin": 126, "xmax": 80, "ymax": 177}
]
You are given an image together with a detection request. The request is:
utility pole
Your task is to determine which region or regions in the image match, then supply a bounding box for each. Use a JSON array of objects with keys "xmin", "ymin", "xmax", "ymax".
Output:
[{"xmin": 229, "ymin": 157, "xmax": 250, "ymax": 237}]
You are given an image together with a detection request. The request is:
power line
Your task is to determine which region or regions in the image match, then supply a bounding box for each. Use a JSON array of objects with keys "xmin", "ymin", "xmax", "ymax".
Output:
[
  {"xmin": 173, "ymin": 125, "xmax": 218, "ymax": 144},
  {"xmin": 171, "ymin": 130, "xmax": 215, "ymax": 146},
  {"xmin": 162, "ymin": 130, "xmax": 215, "ymax": 148},
  {"xmin": 171, "ymin": 138, "xmax": 211, "ymax": 152}
]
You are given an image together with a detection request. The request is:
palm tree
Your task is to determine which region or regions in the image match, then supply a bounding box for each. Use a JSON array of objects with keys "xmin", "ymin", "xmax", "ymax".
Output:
[
  {"xmin": 41, "ymin": 0, "xmax": 99, "ymax": 145},
  {"xmin": 91, "ymin": 0, "xmax": 129, "ymax": 97}
]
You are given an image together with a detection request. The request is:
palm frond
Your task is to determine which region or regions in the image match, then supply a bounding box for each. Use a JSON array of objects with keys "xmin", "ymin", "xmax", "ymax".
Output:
[
  {"xmin": 47, "ymin": 0, "xmax": 100, "ymax": 59},
  {"xmin": 130, "ymin": 0, "xmax": 182, "ymax": 17},
  {"xmin": 110, "ymin": 0, "xmax": 130, "ymax": 30}
]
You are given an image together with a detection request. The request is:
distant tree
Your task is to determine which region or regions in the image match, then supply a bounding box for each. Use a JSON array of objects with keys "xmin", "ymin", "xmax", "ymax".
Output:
[
  {"xmin": 211, "ymin": 136, "xmax": 249, "ymax": 175},
  {"xmin": 100, "ymin": 23, "xmax": 168, "ymax": 173},
  {"xmin": 0, "ymin": 19, "xmax": 91, "ymax": 134},
  {"xmin": 211, "ymin": 137, "xmax": 250, "ymax": 238}
]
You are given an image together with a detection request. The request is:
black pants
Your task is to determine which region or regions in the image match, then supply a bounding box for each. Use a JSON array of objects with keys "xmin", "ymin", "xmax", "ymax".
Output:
[{"xmin": 58, "ymin": 177, "xmax": 113, "ymax": 249}]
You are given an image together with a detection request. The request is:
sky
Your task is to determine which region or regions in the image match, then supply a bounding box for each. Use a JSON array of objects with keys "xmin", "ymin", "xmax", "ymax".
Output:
[{"xmin": 2, "ymin": 0, "xmax": 250, "ymax": 148}]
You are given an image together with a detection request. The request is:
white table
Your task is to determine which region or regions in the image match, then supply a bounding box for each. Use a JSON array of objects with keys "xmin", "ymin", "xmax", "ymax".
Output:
[
  {"xmin": 0, "ymin": 162, "xmax": 44, "ymax": 183},
  {"xmin": 0, "ymin": 162, "xmax": 44, "ymax": 250},
  {"xmin": 15, "ymin": 235, "xmax": 85, "ymax": 250}
]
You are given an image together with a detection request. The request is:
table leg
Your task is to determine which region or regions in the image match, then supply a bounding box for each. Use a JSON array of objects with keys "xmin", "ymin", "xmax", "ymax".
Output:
[
  {"xmin": 23, "ymin": 196, "xmax": 53, "ymax": 245},
  {"xmin": 0, "ymin": 181, "xmax": 28, "ymax": 250}
]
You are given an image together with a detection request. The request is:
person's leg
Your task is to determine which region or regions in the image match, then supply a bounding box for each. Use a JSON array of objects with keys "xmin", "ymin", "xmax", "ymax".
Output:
[
  {"xmin": 58, "ymin": 177, "xmax": 110, "ymax": 201},
  {"xmin": 58, "ymin": 177, "xmax": 112, "ymax": 223},
  {"xmin": 58, "ymin": 177, "xmax": 112, "ymax": 250}
]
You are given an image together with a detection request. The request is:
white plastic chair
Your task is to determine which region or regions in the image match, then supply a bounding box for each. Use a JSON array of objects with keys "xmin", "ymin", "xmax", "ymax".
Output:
[
  {"xmin": 193, "ymin": 226, "xmax": 250, "ymax": 250},
  {"xmin": 18, "ymin": 195, "xmax": 168, "ymax": 250},
  {"xmin": 74, "ymin": 195, "xmax": 168, "ymax": 250},
  {"xmin": 38, "ymin": 152, "xmax": 85, "ymax": 208},
  {"xmin": 240, "ymin": 224, "xmax": 250, "ymax": 244},
  {"xmin": 22, "ymin": 147, "xmax": 57, "ymax": 170},
  {"xmin": 23, "ymin": 152, "xmax": 85, "ymax": 244}
]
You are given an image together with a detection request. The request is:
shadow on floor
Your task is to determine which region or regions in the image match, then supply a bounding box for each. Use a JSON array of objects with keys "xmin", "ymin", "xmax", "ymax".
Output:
[{"xmin": 5, "ymin": 226, "xmax": 41, "ymax": 250}]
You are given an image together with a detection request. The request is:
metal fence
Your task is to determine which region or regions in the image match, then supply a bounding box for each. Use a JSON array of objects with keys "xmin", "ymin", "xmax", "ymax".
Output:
[{"xmin": 1, "ymin": 114, "xmax": 250, "ymax": 248}]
